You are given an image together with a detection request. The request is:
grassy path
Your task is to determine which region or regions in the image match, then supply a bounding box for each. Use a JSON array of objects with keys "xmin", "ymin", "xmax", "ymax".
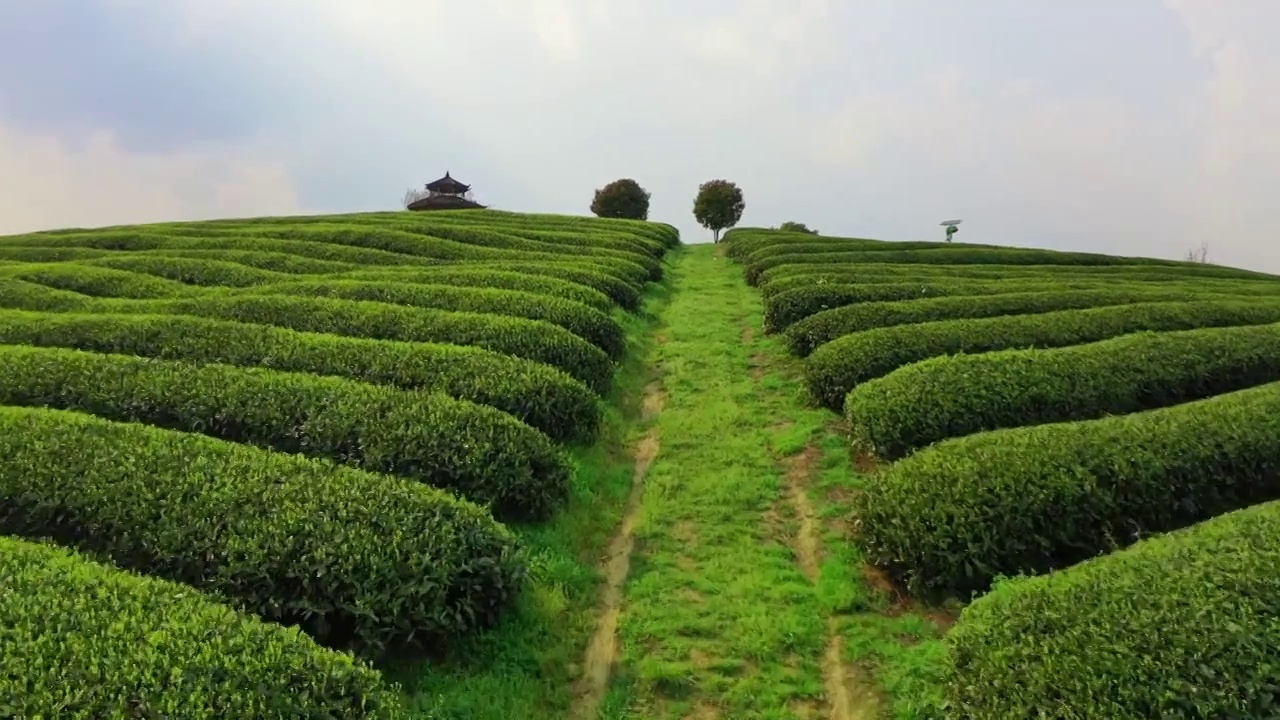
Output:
[{"xmin": 582, "ymin": 244, "xmax": 952, "ymax": 719}]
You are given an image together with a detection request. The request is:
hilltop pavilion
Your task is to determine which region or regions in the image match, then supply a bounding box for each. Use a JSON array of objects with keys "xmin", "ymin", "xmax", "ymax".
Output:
[{"xmin": 406, "ymin": 171, "xmax": 486, "ymax": 211}]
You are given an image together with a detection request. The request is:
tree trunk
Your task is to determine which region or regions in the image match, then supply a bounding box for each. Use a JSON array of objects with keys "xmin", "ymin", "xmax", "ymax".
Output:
[{"xmin": 713, "ymin": 228, "xmax": 721, "ymax": 243}]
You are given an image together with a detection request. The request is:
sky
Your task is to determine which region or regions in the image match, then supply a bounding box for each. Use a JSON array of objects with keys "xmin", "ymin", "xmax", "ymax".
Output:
[{"xmin": 1, "ymin": 0, "xmax": 1278, "ymax": 271}]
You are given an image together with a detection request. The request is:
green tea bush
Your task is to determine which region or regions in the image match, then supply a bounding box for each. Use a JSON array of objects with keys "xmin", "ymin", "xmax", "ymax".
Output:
[
  {"xmin": 785, "ymin": 288, "xmax": 1237, "ymax": 356},
  {"xmin": 231, "ymin": 223, "xmax": 661, "ymax": 282},
  {"xmin": 0, "ymin": 535, "xmax": 405, "ymax": 719},
  {"xmin": 240, "ymin": 280, "xmax": 626, "ymax": 359},
  {"xmin": 0, "ymin": 405, "xmax": 526, "ymax": 652},
  {"xmin": 944, "ymin": 500, "xmax": 1280, "ymax": 719},
  {"xmin": 847, "ymin": 322, "xmax": 1280, "ymax": 459},
  {"xmin": 0, "ymin": 309, "xmax": 600, "ymax": 442},
  {"xmin": 853, "ymin": 380, "xmax": 1280, "ymax": 597},
  {"xmin": 400, "ymin": 223, "xmax": 660, "ymax": 273},
  {"xmin": 150, "ymin": 248, "xmax": 362, "ymax": 273},
  {"xmin": 762, "ymin": 279, "xmax": 1280, "ymax": 330},
  {"xmin": 804, "ymin": 299, "xmax": 1280, "ymax": 409},
  {"xmin": 85, "ymin": 254, "xmax": 292, "ymax": 286},
  {"xmin": 79, "ymin": 293, "xmax": 615, "ymax": 393},
  {"xmin": 338, "ymin": 267, "xmax": 614, "ymax": 311},
  {"xmin": 0, "ymin": 262, "xmax": 194, "ymax": 298},
  {"xmin": 0, "ymin": 278, "xmax": 94, "ymax": 311},
  {"xmin": 0, "ymin": 230, "xmax": 442, "ymax": 267},
  {"xmin": 0, "ymin": 344, "xmax": 571, "ymax": 519},
  {"xmin": 743, "ymin": 247, "xmax": 1193, "ymax": 284},
  {"xmin": 756, "ymin": 259, "xmax": 1276, "ymax": 286},
  {"xmin": 464, "ymin": 261, "xmax": 643, "ymax": 309}
]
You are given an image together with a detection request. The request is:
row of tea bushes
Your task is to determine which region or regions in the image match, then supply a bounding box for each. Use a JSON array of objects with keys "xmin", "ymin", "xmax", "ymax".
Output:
[
  {"xmin": 804, "ymin": 299, "xmax": 1280, "ymax": 410},
  {"xmin": 0, "ymin": 535, "xmax": 405, "ymax": 718},
  {"xmin": 846, "ymin": 322, "xmax": 1280, "ymax": 460},
  {"xmin": 852, "ymin": 380, "xmax": 1280, "ymax": 597},
  {"xmin": 0, "ymin": 404, "xmax": 525, "ymax": 653},
  {"xmin": 944, "ymin": 499, "xmax": 1280, "ymax": 719},
  {"xmin": 232, "ymin": 280, "xmax": 627, "ymax": 360},
  {"xmin": 784, "ymin": 287, "xmax": 1256, "ymax": 356},
  {"xmin": 0, "ymin": 283, "xmax": 617, "ymax": 395},
  {"xmin": 755, "ymin": 256, "xmax": 1275, "ymax": 286},
  {"xmin": 0, "ymin": 309, "xmax": 599, "ymax": 443},
  {"xmin": 761, "ymin": 277, "xmax": 1280, "ymax": 331},
  {"xmin": 0, "ymin": 344, "xmax": 571, "ymax": 520}
]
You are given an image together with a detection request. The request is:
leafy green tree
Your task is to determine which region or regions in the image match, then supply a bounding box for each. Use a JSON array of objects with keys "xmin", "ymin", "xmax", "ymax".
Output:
[
  {"xmin": 693, "ymin": 179, "xmax": 745, "ymax": 243},
  {"xmin": 590, "ymin": 178, "xmax": 651, "ymax": 220},
  {"xmin": 779, "ymin": 221, "xmax": 818, "ymax": 235}
]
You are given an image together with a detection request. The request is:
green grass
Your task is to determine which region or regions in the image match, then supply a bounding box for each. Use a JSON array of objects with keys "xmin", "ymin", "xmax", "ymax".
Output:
[
  {"xmin": 597, "ymin": 245, "xmax": 950, "ymax": 719},
  {"xmin": 387, "ymin": 281, "xmax": 674, "ymax": 719}
]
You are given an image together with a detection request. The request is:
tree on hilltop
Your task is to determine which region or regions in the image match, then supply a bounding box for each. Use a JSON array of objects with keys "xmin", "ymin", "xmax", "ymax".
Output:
[
  {"xmin": 590, "ymin": 178, "xmax": 651, "ymax": 220},
  {"xmin": 779, "ymin": 221, "xmax": 818, "ymax": 235},
  {"xmin": 693, "ymin": 179, "xmax": 745, "ymax": 243}
]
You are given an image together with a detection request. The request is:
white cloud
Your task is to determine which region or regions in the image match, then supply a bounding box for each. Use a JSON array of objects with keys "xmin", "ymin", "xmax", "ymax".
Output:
[{"xmin": 0, "ymin": 123, "xmax": 304, "ymax": 234}]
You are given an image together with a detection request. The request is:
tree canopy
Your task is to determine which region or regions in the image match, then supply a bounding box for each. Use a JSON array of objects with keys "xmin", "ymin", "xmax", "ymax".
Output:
[
  {"xmin": 590, "ymin": 178, "xmax": 651, "ymax": 221},
  {"xmin": 692, "ymin": 179, "xmax": 745, "ymax": 243},
  {"xmin": 779, "ymin": 221, "xmax": 818, "ymax": 235}
]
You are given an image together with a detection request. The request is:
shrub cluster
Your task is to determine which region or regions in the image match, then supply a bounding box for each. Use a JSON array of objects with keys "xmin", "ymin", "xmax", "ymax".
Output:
[
  {"xmin": 0, "ymin": 309, "xmax": 600, "ymax": 443},
  {"xmin": 785, "ymin": 287, "xmax": 1235, "ymax": 356},
  {"xmin": 88, "ymin": 293, "xmax": 616, "ymax": 393},
  {"xmin": 240, "ymin": 279, "xmax": 626, "ymax": 359},
  {"xmin": 847, "ymin": 322, "xmax": 1280, "ymax": 459},
  {"xmin": 852, "ymin": 379, "xmax": 1280, "ymax": 597},
  {"xmin": 0, "ymin": 344, "xmax": 572, "ymax": 519},
  {"xmin": 804, "ymin": 299, "xmax": 1280, "ymax": 410},
  {"xmin": 0, "ymin": 535, "xmax": 405, "ymax": 719},
  {"xmin": 0, "ymin": 405, "xmax": 527, "ymax": 653},
  {"xmin": 401, "ymin": 223, "xmax": 661, "ymax": 276},
  {"xmin": 338, "ymin": 267, "xmax": 614, "ymax": 311},
  {"xmin": 945, "ymin": 499, "xmax": 1280, "ymax": 719}
]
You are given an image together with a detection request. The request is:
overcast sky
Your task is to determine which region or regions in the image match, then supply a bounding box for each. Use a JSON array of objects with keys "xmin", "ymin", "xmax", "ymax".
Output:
[{"xmin": 2, "ymin": 1, "xmax": 1278, "ymax": 271}]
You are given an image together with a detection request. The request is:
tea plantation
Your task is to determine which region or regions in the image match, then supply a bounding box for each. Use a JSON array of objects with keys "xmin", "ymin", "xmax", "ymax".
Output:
[
  {"xmin": 4, "ymin": 212, "xmax": 1279, "ymax": 718},
  {"xmin": 728, "ymin": 227, "xmax": 1280, "ymax": 718}
]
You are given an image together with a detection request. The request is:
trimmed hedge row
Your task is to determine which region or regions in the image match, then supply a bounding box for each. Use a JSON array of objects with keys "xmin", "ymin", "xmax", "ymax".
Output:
[
  {"xmin": 0, "ymin": 243, "xmax": 363, "ymax": 272},
  {"xmin": 853, "ymin": 379, "xmax": 1280, "ymax": 598},
  {"xmin": 0, "ymin": 535, "xmax": 404, "ymax": 718},
  {"xmin": 238, "ymin": 280, "xmax": 626, "ymax": 359},
  {"xmin": 0, "ymin": 278, "xmax": 94, "ymax": 311},
  {"xmin": 463, "ymin": 261, "xmax": 643, "ymax": 309},
  {"xmin": 0, "ymin": 277, "xmax": 630, "ymax": 395},
  {"xmin": 756, "ymin": 259, "xmax": 1277, "ymax": 286},
  {"xmin": 394, "ymin": 222, "xmax": 661, "ymax": 271},
  {"xmin": 762, "ymin": 278, "xmax": 1280, "ymax": 330},
  {"xmin": 0, "ymin": 309, "xmax": 600, "ymax": 443},
  {"xmin": 744, "ymin": 247, "xmax": 1194, "ymax": 284},
  {"xmin": 0, "ymin": 262, "xmax": 195, "ymax": 299},
  {"xmin": 804, "ymin": 299, "xmax": 1280, "ymax": 410},
  {"xmin": 0, "ymin": 344, "xmax": 571, "ymax": 519},
  {"xmin": 58, "ymin": 293, "xmax": 614, "ymax": 394},
  {"xmin": 741, "ymin": 239, "xmax": 1005, "ymax": 266},
  {"xmin": 0, "ymin": 405, "xmax": 526, "ymax": 653},
  {"xmin": 86, "ymin": 254, "xmax": 295, "ymax": 287},
  {"xmin": 848, "ymin": 322, "xmax": 1280, "ymax": 460},
  {"xmin": 785, "ymin": 288, "xmax": 1232, "ymax": 356},
  {"xmin": 216, "ymin": 224, "xmax": 661, "ymax": 282},
  {"xmin": 0, "ymin": 230, "xmax": 445, "ymax": 267},
  {"xmin": 338, "ymin": 267, "xmax": 614, "ymax": 312},
  {"xmin": 944, "ymin": 499, "xmax": 1280, "ymax": 719}
]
